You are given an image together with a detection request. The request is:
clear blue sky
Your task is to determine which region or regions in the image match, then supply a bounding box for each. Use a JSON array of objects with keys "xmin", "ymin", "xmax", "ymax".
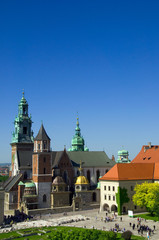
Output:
[{"xmin": 1, "ymin": 0, "xmax": 159, "ymax": 163}]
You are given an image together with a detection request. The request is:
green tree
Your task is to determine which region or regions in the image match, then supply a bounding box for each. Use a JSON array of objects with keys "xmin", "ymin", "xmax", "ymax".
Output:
[
  {"xmin": 116, "ymin": 187, "xmax": 129, "ymax": 215},
  {"xmin": 133, "ymin": 182, "xmax": 159, "ymax": 216}
]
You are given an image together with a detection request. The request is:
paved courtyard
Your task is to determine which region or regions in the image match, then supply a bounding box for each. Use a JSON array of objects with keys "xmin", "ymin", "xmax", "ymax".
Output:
[{"xmin": 0, "ymin": 209, "xmax": 159, "ymax": 239}]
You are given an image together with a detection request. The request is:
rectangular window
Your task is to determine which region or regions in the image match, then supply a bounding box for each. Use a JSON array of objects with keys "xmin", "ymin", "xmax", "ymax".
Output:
[
  {"xmin": 109, "ymin": 195, "xmax": 111, "ymax": 200},
  {"xmin": 108, "ymin": 186, "xmax": 110, "ymax": 191},
  {"xmin": 104, "ymin": 195, "xmax": 106, "ymax": 200},
  {"xmin": 113, "ymin": 196, "xmax": 115, "ymax": 201},
  {"xmin": 38, "ymin": 144, "xmax": 40, "ymax": 150},
  {"xmin": 112, "ymin": 186, "xmax": 115, "ymax": 191},
  {"xmin": 104, "ymin": 186, "xmax": 106, "ymax": 190},
  {"xmin": 44, "ymin": 168, "xmax": 46, "ymax": 174},
  {"xmin": 44, "ymin": 157, "xmax": 46, "ymax": 162},
  {"xmin": 131, "ymin": 186, "xmax": 134, "ymax": 191}
]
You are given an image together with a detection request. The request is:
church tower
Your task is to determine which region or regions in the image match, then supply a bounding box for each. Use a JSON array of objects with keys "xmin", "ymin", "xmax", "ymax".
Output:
[
  {"xmin": 11, "ymin": 92, "xmax": 34, "ymax": 176},
  {"xmin": 32, "ymin": 124, "xmax": 52, "ymax": 208},
  {"xmin": 68, "ymin": 117, "xmax": 89, "ymax": 151}
]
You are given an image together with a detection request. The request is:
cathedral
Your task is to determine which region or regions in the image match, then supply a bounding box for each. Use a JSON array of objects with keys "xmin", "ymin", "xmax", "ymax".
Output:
[{"xmin": 3, "ymin": 93, "xmax": 115, "ymax": 214}]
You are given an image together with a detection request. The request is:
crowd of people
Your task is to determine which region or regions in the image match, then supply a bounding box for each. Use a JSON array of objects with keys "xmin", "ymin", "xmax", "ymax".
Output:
[{"xmin": 2, "ymin": 212, "xmax": 33, "ymax": 226}]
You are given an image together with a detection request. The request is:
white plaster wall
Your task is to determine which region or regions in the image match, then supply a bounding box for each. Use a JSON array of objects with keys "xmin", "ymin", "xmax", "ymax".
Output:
[
  {"xmin": 100, "ymin": 179, "xmax": 153, "ymax": 213},
  {"xmin": 100, "ymin": 180, "xmax": 119, "ymax": 212}
]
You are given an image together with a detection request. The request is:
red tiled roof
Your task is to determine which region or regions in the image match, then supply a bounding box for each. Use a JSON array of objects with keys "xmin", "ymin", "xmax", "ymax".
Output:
[
  {"xmin": 100, "ymin": 163, "xmax": 155, "ymax": 181},
  {"xmin": 132, "ymin": 145, "xmax": 159, "ymax": 163}
]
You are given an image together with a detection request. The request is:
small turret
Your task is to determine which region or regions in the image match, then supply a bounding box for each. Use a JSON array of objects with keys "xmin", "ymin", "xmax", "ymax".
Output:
[{"xmin": 34, "ymin": 124, "xmax": 51, "ymax": 152}]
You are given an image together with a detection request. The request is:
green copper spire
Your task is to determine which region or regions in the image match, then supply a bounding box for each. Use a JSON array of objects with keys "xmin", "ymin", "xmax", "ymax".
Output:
[
  {"xmin": 68, "ymin": 117, "xmax": 89, "ymax": 151},
  {"xmin": 11, "ymin": 92, "xmax": 34, "ymax": 143}
]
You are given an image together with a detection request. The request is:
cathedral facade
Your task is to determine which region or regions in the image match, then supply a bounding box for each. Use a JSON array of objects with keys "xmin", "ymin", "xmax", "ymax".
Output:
[{"xmin": 4, "ymin": 94, "xmax": 115, "ymax": 214}]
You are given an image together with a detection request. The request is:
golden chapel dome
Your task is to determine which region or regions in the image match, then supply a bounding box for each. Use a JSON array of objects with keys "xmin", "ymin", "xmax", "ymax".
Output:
[{"xmin": 75, "ymin": 176, "xmax": 89, "ymax": 185}]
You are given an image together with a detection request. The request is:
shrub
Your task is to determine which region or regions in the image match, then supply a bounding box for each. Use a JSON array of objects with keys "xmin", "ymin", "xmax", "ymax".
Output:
[{"xmin": 121, "ymin": 230, "xmax": 132, "ymax": 240}]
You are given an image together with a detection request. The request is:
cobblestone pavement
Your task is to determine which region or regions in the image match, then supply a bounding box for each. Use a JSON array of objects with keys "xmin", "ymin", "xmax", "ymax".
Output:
[{"xmin": 1, "ymin": 209, "xmax": 159, "ymax": 239}]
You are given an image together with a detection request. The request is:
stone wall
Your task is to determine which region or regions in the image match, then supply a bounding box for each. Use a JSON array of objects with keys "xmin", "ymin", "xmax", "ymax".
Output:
[{"xmin": 27, "ymin": 203, "xmax": 99, "ymax": 216}]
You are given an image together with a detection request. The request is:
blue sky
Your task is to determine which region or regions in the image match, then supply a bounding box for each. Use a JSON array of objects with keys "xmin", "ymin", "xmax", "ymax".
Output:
[{"xmin": 0, "ymin": 1, "xmax": 159, "ymax": 163}]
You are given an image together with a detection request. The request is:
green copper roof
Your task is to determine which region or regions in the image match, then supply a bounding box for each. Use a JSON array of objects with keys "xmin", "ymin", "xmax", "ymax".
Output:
[
  {"xmin": 18, "ymin": 181, "xmax": 25, "ymax": 186},
  {"xmin": 25, "ymin": 182, "xmax": 36, "ymax": 188},
  {"xmin": 67, "ymin": 151, "xmax": 115, "ymax": 167},
  {"xmin": 11, "ymin": 92, "xmax": 34, "ymax": 144},
  {"xmin": 117, "ymin": 149, "xmax": 131, "ymax": 163},
  {"xmin": 68, "ymin": 117, "xmax": 89, "ymax": 151}
]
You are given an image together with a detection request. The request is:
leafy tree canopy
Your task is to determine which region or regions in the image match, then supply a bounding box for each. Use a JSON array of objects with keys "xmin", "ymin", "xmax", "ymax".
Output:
[{"xmin": 133, "ymin": 182, "xmax": 159, "ymax": 215}]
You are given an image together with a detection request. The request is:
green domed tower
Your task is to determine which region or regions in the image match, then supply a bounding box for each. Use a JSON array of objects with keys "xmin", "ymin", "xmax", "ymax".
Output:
[
  {"xmin": 68, "ymin": 117, "xmax": 89, "ymax": 151},
  {"xmin": 117, "ymin": 149, "xmax": 131, "ymax": 163},
  {"xmin": 11, "ymin": 92, "xmax": 33, "ymax": 143}
]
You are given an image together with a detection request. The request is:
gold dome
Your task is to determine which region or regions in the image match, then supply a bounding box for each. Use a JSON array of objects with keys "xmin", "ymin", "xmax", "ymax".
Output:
[{"xmin": 75, "ymin": 176, "xmax": 89, "ymax": 185}]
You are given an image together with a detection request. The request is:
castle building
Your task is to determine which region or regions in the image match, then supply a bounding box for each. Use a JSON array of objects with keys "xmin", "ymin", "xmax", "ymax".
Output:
[
  {"xmin": 4, "ymin": 94, "xmax": 115, "ymax": 214},
  {"xmin": 100, "ymin": 143, "xmax": 159, "ymax": 214}
]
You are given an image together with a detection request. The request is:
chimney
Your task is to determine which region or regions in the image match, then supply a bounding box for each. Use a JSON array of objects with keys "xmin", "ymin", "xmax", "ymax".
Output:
[
  {"xmin": 148, "ymin": 142, "xmax": 151, "ymax": 149},
  {"xmin": 112, "ymin": 155, "xmax": 115, "ymax": 161}
]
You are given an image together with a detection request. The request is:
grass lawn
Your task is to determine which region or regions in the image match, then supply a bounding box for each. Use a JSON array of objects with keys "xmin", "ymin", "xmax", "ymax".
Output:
[
  {"xmin": 134, "ymin": 213, "xmax": 159, "ymax": 221},
  {"xmin": 0, "ymin": 226, "xmax": 146, "ymax": 240}
]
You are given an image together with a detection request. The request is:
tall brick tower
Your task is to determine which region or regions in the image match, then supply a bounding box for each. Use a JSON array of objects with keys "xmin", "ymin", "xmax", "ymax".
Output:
[
  {"xmin": 32, "ymin": 124, "xmax": 52, "ymax": 208},
  {"xmin": 11, "ymin": 92, "xmax": 34, "ymax": 176}
]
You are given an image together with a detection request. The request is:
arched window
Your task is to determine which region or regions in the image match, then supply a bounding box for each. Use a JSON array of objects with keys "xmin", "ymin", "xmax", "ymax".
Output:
[
  {"xmin": 96, "ymin": 170, "xmax": 100, "ymax": 182},
  {"xmin": 87, "ymin": 170, "xmax": 90, "ymax": 183},
  {"xmin": 43, "ymin": 194, "xmax": 47, "ymax": 202}
]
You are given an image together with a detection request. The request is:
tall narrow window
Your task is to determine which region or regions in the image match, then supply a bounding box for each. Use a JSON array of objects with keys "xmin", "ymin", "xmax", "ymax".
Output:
[
  {"xmin": 43, "ymin": 194, "xmax": 47, "ymax": 202},
  {"xmin": 38, "ymin": 144, "xmax": 40, "ymax": 150},
  {"xmin": 87, "ymin": 170, "xmax": 90, "ymax": 183},
  {"xmin": 44, "ymin": 168, "xmax": 46, "ymax": 174}
]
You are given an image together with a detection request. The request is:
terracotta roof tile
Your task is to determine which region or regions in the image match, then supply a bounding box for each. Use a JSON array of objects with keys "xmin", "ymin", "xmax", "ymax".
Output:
[
  {"xmin": 132, "ymin": 145, "xmax": 159, "ymax": 163},
  {"xmin": 154, "ymin": 163, "xmax": 159, "ymax": 179},
  {"xmin": 100, "ymin": 163, "xmax": 155, "ymax": 181}
]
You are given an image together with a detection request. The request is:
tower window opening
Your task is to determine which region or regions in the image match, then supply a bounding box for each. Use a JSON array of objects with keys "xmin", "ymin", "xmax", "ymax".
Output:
[
  {"xmin": 38, "ymin": 144, "xmax": 40, "ymax": 150},
  {"xmin": 23, "ymin": 107, "xmax": 26, "ymax": 114},
  {"xmin": 44, "ymin": 168, "xmax": 46, "ymax": 174},
  {"xmin": 23, "ymin": 127, "xmax": 27, "ymax": 134}
]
